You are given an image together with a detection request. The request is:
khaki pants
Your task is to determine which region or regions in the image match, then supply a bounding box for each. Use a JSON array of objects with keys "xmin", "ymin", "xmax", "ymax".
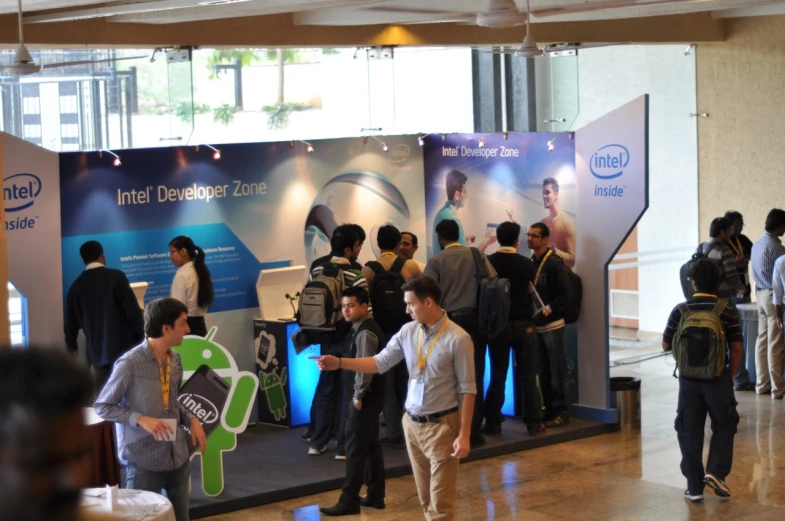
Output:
[
  {"xmin": 402, "ymin": 411, "xmax": 461, "ymax": 521},
  {"xmin": 755, "ymin": 289, "xmax": 785, "ymax": 397}
]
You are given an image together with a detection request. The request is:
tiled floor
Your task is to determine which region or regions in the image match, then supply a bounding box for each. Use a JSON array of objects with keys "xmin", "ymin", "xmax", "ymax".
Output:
[{"xmin": 203, "ymin": 352, "xmax": 785, "ymax": 520}]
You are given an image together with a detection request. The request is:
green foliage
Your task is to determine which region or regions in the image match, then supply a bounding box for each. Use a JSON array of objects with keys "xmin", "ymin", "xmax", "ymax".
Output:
[
  {"xmin": 213, "ymin": 104, "xmax": 238, "ymax": 126},
  {"xmin": 174, "ymin": 102, "xmax": 211, "ymax": 124},
  {"xmin": 261, "ymin": 102, "xmax": 309, "ymax": 130},
  {"xmin": 207, "ymin": 49, "xmax": 260, "ymax": 79}
]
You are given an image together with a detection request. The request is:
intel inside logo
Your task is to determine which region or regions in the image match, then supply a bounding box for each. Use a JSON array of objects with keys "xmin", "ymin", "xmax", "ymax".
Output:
[
  {"xmin": 590, "ymin": 144, "xmax": 629, "ymax": 180},
  {"xmin": 4, "ymin": 173, "xmax": 42, "ymax": 212},
  {"xmin": 179, "ymin": 393, "xmax": 220, "ymax": 424},
  {"xmin": 389, "ymin": 144, "xmax": 411, "ymax": 163}
]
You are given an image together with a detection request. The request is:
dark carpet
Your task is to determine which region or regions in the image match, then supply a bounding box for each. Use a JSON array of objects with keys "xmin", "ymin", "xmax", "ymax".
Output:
[{"xmin": 189, "ymin": 418, "xmax": 615, "ymax": 518}]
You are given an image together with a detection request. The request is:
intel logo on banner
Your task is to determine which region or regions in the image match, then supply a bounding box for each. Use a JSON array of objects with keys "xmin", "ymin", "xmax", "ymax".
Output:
[
  {"xmin": 389, "ymin": 144, "xmax": 411, "ymax": 163},
  {"xmin": 4, "ymin": 173, "xmax": 42, "ymax": 212},
  {"xmin": 179, "ymin": 393, "xmax": 220, "ymax": 424},
  {"xmin": 590, "ymin": 144, "xmax": 629, "ymax": 180}
]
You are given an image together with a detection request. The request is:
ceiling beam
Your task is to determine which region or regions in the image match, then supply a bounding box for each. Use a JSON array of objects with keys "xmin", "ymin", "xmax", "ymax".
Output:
[{"xmin": 0, "ymin": 11, "xmax": 724, "ymax": 48}]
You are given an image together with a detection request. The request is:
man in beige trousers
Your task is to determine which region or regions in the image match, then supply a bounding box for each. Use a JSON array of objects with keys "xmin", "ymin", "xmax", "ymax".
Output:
[{"xmin": 314, "ymin": 276, "xmax": 476, "ymax": 520}]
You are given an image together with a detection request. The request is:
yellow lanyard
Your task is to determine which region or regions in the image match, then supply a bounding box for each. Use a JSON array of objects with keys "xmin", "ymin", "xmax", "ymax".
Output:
[
  {"xmin": 417, "ymin": 318, "xmax": 450, "ymax": 373},
  {"xmin": 156, "ymin": 352, "xmax": 172, "ymax": 416},
  {"xmin": 728, "ymin": 237, "xmax": 743, "ymax": 256},
  {"xmin": 692, "ymin": 293, "xmax": 718, "ymax": 298},
  {"xmin": 534, "ymin": 249, "xmax": 553, "ymax": 287}
]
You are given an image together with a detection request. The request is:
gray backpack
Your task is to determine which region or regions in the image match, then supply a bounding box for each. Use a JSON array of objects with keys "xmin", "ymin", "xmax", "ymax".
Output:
[
  {"xmin": 672, "ymin": 300, "xmax": 727, "ymax": 380},
  {"xmin": 298, "ymin": 263, "xmax": 346, "ymax": 332}
]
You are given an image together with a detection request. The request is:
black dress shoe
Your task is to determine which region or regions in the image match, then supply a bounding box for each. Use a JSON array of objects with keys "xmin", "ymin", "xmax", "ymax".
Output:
[
  {"xmin": 527, "ymin": 424, "xmax": 546, "ymax": 436},
  {"xmin": 470, "ymin": 434, "xmax": 486, "ymax": 448},
  {"xmin": 320, "ymin": 502, "xmax": 361, "ymax": 516},
  {"xmin": 360, "ymin": 497, "xmax": 386, "ymax": 509},
  {"xmin": 481, "ymin": 423, "xmax": 502, "ymax": 435}
]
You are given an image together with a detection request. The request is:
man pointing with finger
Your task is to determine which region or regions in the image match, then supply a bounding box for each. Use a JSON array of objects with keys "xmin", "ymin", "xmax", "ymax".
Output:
[
  {"xmin": 95, "ymin": 298, "xmax": 207, "ymax": 521},
  {"xmin": 315, "ymin": 276, "xmax": 476, "ymax": 521}
]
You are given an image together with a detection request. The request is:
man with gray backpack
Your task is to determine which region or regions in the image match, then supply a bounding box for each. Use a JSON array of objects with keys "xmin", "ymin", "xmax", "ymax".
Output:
[{"xmin": 663, "ymin": 259, "xmax": 743, "ymax": 502}]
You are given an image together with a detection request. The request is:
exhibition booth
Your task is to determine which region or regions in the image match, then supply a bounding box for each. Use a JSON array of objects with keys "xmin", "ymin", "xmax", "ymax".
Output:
[{"xmin": 2, "ymin": 95, "xmax": 648, "ymax": 517}]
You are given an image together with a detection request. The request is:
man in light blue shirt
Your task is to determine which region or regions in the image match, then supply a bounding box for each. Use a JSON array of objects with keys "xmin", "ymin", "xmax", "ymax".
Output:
[{"xmin": 432, "ymin": 170, "xmax": 471, "ymax": 254}]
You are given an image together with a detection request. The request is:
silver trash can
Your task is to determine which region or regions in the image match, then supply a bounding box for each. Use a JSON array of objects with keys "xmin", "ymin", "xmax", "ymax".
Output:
[{"xmin": 610, "ymin": 377, "xmax": 641, "ymax": 430}]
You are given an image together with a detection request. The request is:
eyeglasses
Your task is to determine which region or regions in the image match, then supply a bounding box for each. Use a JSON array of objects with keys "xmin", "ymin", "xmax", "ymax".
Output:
[{"xmin": 526, "ymin": 233, "xmax": 542, "ymax": 239}]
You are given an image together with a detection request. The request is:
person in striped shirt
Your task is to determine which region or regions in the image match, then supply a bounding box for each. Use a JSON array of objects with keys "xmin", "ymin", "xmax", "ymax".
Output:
[
  {"xmin": 751, "ymin": 209, "xmax": 785, "ymax": 397},
  {"xmin": 306, "ymin": 227, "xmax": 371, "ymax": 457},
  {"xmin": 700, "ymin": 217, "xmax": 745, "ymax": 302},
  {"xmin": 663, "ymin": 259, "xmax": 743, "ymax": 502}
]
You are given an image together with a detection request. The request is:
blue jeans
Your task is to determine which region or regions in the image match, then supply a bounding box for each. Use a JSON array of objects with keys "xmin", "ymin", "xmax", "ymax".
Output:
[{"xmin": 125, "ymin": 460, "xmax": 191, "ymax": 521}]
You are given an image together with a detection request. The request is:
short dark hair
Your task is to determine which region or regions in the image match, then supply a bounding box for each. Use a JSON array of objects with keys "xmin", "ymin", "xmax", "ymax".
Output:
[
  {"xmin": 530, "ymin": 222, "xmax": 550, "ymax": 238},
  {"xmin": 724, "ymin": 211, "xmax": 742, "ymax": 223},
  {"xmin": 144, "ymin": 298, "xmax": 188, "ymax": 338},
  {"xmin": 330, "ymin": 228, "xmax": 360, "ymax": 257},
  {"xmin": 0, "ymin": 348, "xmax": 92, "ymax": 446},
  {"xmin": 347, "ymin": 224, "xmax": 366, "ymax": 243},
  {"xmin": 496, "ymin": 221, "xmax": 520, "ymax": 247},
  {"xmin": 765, "ymin": 209, "xmax": 785, "ymax": 232},
  {"xmin": 401, "ymin": 231, "xmax": 418, "ymax": 247},
  {"xmin": 445, "ymin": 169, "xmax": 468, "ymax": 201},
  {"xmin": 341, "ymin": 286, "xmax": 370, "ymax": 305},
  {"xmin": 79, "ymin": 240, "xmax": 103, "ymax": 264},
  {"xmin": 377, "ymin": 224, "xmax": 402, "ymax": 251},
  {"xmin": 402, "ymin": 276, "xmax": 441, "ymax": 305},
  {"xmin": 543, "ymin": 177, "xmax": 560, "ymax": 192},
  {"xmin": 435, "ymin": 219, "xmax": 460, "ymax": 243},
  {"xmin": 709, "ymin": 217, "xmax": 731, "ymax": 238},
  {"xmin": 689, "ymin": 258, "xmax": 721, "ymax": 293}
]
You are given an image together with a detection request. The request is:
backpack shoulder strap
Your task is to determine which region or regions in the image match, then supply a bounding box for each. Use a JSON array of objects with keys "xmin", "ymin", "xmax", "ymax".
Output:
[
  {"xmin": 321, "ymin": 262, "xmax": 340, "ymax": 277},
  {"xmin": 389, "ymin": 256, "xmax": 406, "ymax": 274},
  {"xmin": 712, "ymin": 299, "xmax": 727, "ymax": 316},
  {"xmin": 365, "ymin": 260, "xmax": 385, "ymax": 275},
  {"xmin": 677, "ymin": 303, "xmax": 689, "ymax": 315},
  {"xmin": 470, "ymin": 247, "xmax": 488, "ymax": 279}
]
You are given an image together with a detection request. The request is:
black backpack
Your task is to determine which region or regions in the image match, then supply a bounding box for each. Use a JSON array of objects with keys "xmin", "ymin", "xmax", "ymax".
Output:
[
  {"xmin": 563, "ymin": 270, "xmax": 583, "ymax": 324},
  {"xmin": 471, "ymin": 248, "xmax": 511, "ymax": 339},
  {"xmin": 679, "ymin": 242, "xmax": 723, "ymax": 299},
  {"xmin": 366, "ymin": 257, "xmax": 410, "ymax": 332}
]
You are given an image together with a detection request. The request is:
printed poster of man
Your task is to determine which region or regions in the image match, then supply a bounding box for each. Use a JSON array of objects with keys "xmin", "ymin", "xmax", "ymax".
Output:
[{"xmin": 423, "ymin": 133, "xmax": 577, "ymax": 262}]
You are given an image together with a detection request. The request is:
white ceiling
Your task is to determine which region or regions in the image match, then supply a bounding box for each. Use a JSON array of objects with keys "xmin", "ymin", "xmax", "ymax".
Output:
[{"xmin": 10, "ymin": 0, "xmax": 785, "ymax": 26}]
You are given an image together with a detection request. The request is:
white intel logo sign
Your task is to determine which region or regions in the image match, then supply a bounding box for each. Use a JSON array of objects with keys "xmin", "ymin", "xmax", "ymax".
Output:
[
  {"xmin": 179, "ymin": 393, "xmax": 220, "ymax": 424},
  {"xmin": 4, "ymin": 173, "xmax": 41, "ymax": 230},
  {"xmin": 591, "ymin": 144, "xmax": 629, "ymax": 198}
]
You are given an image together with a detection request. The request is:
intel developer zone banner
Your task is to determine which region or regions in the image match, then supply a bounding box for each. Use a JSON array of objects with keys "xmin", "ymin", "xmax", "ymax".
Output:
[{"xmin": 59, "ymin": 138, "xmax": 425, "ymax": 315}]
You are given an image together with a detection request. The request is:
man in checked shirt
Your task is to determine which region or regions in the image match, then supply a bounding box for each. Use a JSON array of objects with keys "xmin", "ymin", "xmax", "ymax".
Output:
[{"xmin": 95, "ymin": 298, "xmax": 207, "ymax": 521}]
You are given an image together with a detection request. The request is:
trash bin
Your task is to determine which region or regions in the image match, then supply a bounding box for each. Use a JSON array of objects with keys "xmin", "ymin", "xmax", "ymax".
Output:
[{"xmin": 610, "ymin": 377, "xmax": 641, "ymax": 430}]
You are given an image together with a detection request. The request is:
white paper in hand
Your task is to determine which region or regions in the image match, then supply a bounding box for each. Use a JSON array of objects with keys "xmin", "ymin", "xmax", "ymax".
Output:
[{"xmin": 159, "ymin": 418, "xmax": 177, "ymax": 442}]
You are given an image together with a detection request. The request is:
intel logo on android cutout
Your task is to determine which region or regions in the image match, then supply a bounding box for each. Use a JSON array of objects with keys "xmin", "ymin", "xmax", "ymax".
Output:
[
  {"xmin": 4, "ymin": 173, "xmax": 42, "ymax": 212},
  {"xmin": 590, "ymin": 144, "xmax": 629, "ymax": 180}
]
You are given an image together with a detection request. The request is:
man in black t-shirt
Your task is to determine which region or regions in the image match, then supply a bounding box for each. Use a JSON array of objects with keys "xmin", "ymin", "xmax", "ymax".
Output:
[
  {"xmin": 485, "ymin": 222, "xmax": 544, "ymax": 436},
  {"xmin": 663, "ymin": 259, "xmax": 743, "ymax": 503}
]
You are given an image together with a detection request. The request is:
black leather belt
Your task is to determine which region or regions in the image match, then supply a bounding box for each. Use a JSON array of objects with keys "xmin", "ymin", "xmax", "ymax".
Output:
[
  {"xmin": 447, "ymin": 308, "xmax": 476, "ymax": 318},
  {"xmin": 407, "ymin": 406, "xmax": 459, "ymax": 424}
]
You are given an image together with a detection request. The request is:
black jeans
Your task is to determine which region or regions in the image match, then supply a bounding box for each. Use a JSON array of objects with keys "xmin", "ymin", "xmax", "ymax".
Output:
[
  {"xmin": 675, "ymin": 371, "xmax": 739, "ymax": 495},
  {"xmin": 334, "ymin": 384, "xmax": 351, "ymax": 455},
  {"xmin": 382, "ymin": 358, "xmax": 408, "ymax": 442},
  {"xmin": 340, "ymin": 391, "xmax": 386, "ymax": 504},
  {"xmin": 536, "ymin": 327, "xmax": 568, "ymax": 418},
  {"xmin": 448, "ymin": 312, "xmax": 486, "ymax": 440},
  {"xmin": 310, "ymin": 340, "xmax": 345, "ymax": 450},
  {"xmin": 93, "ymin": 364, "xmax": 113, "ymax": 396},
  {"xmin": 186, "ymin": 316, "xmax": 207, "ymax": 337},
  {"xmin": 487, "ymin": 320, "xmax": 542, "ymax": 427}
]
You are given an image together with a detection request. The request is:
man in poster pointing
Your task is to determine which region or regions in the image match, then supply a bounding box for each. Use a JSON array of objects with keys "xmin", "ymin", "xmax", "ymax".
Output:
[{"xmin": 313, "ymin": 276, "xmax": 476, "ymax": 521}]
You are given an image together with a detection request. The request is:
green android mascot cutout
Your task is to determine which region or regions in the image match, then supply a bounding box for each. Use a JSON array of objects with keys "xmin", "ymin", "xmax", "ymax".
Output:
[
  {"xmin": 175, "ymin": 327, "xmax": 259, "ymax": 497},
  {"xmin": 259, "ymin": 368, "xmax": 288, "ymax": 421}
]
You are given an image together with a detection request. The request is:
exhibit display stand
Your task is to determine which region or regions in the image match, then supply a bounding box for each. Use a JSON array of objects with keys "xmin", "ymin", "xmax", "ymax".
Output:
[{"xmin": 253, "ymin": 319, "xmax": 319, "ymax": 427}]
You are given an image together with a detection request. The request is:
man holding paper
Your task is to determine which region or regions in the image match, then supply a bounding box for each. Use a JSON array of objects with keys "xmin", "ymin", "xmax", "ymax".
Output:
[
  {"xmin": 95, "ymin": 298, "xmax": 207, "ymax": 521},
  {"xmin": 313, "ymin": 276, "xmax": 476, "ymax": 521}
]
